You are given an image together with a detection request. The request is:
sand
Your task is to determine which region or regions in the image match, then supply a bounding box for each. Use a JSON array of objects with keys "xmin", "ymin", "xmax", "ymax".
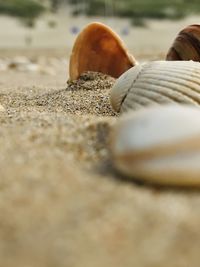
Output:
[
  {"xmin": 1, "ymin": 51, "xmax": 200, "ymax": 267},
  {"xmin": 2, "ymin": 8, "xmax": 200, "ymax": 263}
]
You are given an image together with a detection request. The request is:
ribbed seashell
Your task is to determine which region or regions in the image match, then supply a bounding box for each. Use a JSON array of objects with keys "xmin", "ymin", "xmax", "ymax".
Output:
[
  {"xmin": 110, "ymin": 60, "xmax": 200, "ymax": 113},
  {"xmin": 69, "ymin": 22, "xmax": 136, "ymax": 80},
  {"xmin": 111, "ymin": 105, "xmax": 200, "ymax": 186},
  {"xmin": 166, "ymin": 24, "xmax": 200, "ymax": 61}
]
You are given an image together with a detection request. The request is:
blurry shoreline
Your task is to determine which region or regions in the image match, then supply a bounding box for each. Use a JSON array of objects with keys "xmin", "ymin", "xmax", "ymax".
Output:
[
  {"xmin": 0, "ymin": 48, "xmax": 68, "ymax": 58},
  {"xmin": 0, "ymin": 10, "xmax": 200, "ymax": 59}
]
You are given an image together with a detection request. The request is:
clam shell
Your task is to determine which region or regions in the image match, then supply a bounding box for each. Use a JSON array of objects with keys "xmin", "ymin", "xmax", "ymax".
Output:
[
  {"xmin": 69, "ymin": 22, "xmax": 136, "ymax": 80},
  {"xmin": 166, "ymin": 24, "xmax": 200, "ymax": 61},
  {"xmin": 110, "ymin": 60, "xmax": 200, "ymax": 113},
  {"xmin": 111, "ymin": 105, "xmax": 200, "ymax": 186}
]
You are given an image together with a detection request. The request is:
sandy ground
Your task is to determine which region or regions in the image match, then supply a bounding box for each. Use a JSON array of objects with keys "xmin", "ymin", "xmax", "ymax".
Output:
[
  {"xmin": 1, "ymin": 12, "xmax": 200, "ymax": 267},
  {"xmin": 1, "ymin": 51, "xmax": 200, "ymax": 267}
]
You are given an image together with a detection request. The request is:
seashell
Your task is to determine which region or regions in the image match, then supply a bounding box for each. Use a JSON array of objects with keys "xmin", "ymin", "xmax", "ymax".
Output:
[
  {"xmin": 110, "ymin": 60, "xmax": 200, "ymax": 113},
  {"xmin": 166, "ymin": 24, "xmax": 200, "ymax": 61},
  {"xmin": 69, "ymin": 22, "xmax": 136, "ymax": 80},
  {"xmin": 111, "ymin": 105, "xmax": 200, "ymax": 186}
]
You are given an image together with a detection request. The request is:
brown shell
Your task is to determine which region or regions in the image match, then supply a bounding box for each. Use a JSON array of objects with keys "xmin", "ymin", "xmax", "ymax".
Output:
[
  {"xmin": 69, "ymin": 22, "xmax": 136, "ymax": 80},
  {"xmin": 166, "ymin": 24, "xmax": 200, "ymax": 61}
]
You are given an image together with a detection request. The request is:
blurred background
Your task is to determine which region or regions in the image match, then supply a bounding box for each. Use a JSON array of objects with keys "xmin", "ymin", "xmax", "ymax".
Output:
[{"xmin": 0, "ymin": 0, "xmax": 200, "ymax": 75}]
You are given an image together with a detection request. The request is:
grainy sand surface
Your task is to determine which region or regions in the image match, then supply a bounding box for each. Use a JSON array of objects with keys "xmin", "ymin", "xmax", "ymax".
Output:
[
  {"xmin": 1, "ymin": 12, "xmax": 200, "ymax": 266},
  {"xmin": 1, "ymin": 52, "xmax": 200, "ymax": 267}
]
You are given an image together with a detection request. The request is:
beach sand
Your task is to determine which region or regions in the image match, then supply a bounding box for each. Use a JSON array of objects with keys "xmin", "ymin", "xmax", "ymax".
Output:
[
  {"xmin": 1, "ymin": 49, "xmax": 200, "ymax": 267},
  {"xmin": 1, "ymin": 9, "xmax": 200, "ymax": 264}
]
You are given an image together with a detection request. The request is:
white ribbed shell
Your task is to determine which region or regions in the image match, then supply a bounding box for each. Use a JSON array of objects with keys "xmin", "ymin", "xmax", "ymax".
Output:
[
  {"xmin": 110, "ymin": 61, "xmax": 200, "ymax": 113},
  {"xmin": 111, "ymin": 105, "xmax": 200, "ymax": 186}
]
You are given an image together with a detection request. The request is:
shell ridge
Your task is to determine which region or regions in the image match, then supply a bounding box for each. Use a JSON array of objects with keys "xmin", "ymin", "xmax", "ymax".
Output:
[
  {"xmin": 129, "ymin": 91, "xmax": 160, "ymax": 105},
  {"xmin": 128, "ymin": 87, "xmax": 188, "ymax": 104},
  {"xmin": 123, "ymin": 92, "xmax": 155, "ymax": 106},
  {"xmin": 145, "ymin": 64, "xmax": 199, "ymax": 72},
  {"xmin": 132, "ymin": 82, "xmax": 199, "ymax": 104},
  {"xmin": 121, "ymin": 101, "xmax": 142, "ymax": 112},
  {"xmin": 110, "ymin": 64, "xmax": 141, "ymax": 112},
  {"xmin": 120, "ymin": 64, "xmax": 144, "ymax": 112},
  {"xmin": 138, "ymin": 76, "xmax": 200, "ymax": 97},
  {"xmin": 132, "ymin": 89, "xmax": 175, "ymax": 104},
  {"xmin": 145, "ymin": 60, "xmax": 200, "ymax": 69},
  {"xmin": 137, "ymin": 78, "xmax": 200, "ymax": 104},
  {"xmin": 141, "ymin": 71, "xmax": 200, "ymax": 86}
]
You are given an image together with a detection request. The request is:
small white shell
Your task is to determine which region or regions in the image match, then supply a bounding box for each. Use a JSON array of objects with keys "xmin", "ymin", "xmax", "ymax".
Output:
[
  {"xmin": 110, "ymin": 60, "xmax": 200, "ymax": 113},
  {"xmin": 111, "ymin": 105, "xmax": 200, "ymax": 186}
]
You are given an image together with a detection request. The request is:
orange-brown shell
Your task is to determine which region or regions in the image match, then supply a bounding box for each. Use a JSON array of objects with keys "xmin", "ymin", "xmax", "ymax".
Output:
[
  {"xmin": 69, "ymin": 22, "xmax": 136, "ymax": 80},
  {"xmin": 166, "ymin": 24, "xmax": 200, "ymax": 61}
]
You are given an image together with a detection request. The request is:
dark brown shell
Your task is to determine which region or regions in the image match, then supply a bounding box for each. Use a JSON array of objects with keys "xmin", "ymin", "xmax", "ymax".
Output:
[{"xmin": 166, "ymin": 24, "xmax": 200, "ymax": 61}]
